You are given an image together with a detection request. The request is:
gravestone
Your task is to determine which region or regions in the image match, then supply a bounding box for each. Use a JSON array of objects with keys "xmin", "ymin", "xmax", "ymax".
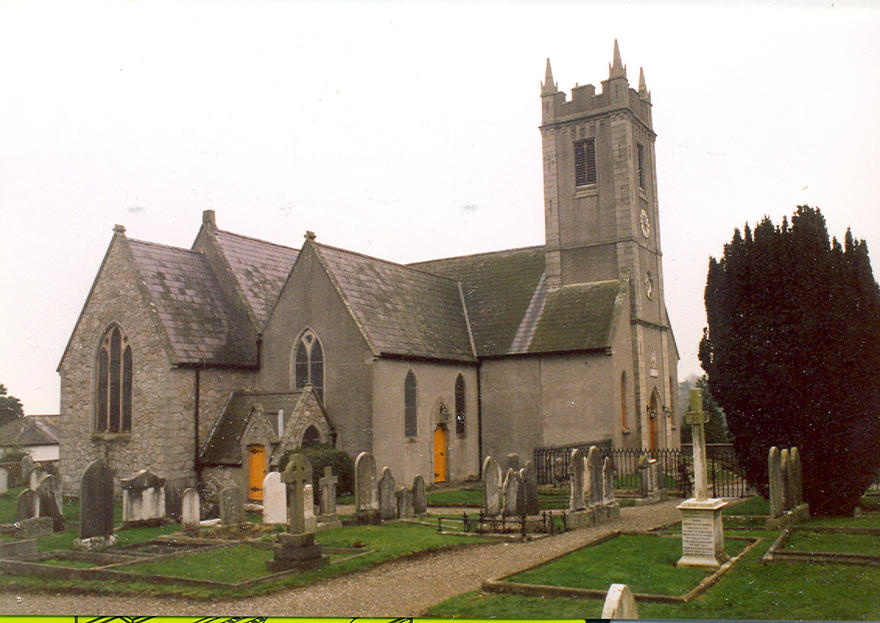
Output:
[
  {"xmin": 0, "ymin": 467, "xmax": 7, "ymax": 494},
  {"xmin": 282, "ymin": 454, "xmax": 312, "ymax": 534},
  {"xmin": 522, "ymin": 460, "xmax": 539, "ymax": 515},
  {"xmin": 502, "ymin": 468, "xmax": 525, "ymax": 517},
  {"xmin": 29, "ymin": 464, "xmax": 47, "ymax": 491},
  {"xmin": 180, "ymin": 487, "xmax": 200, "ymax": 534},
  {"xmin": 15, "ymin": 488, "xmax": 35, "ymax": 520},
  {"xmin": 396, "ymin": 486, "xmax": 414, "ymax": 518},
  {"xmin": 378, "ymin": 467, "xmax": 398, "ymax": 520},
  {"xmin": 15, "ymin": 516, "xmax": 52, "ymax": 539},
  {"xmin": 505, "ymin": 453, "xmax": 521, "ymax": 472},
  {"xmin": 587, "ymin": 446, "xmax": 603, "ymax": 506},
  {"xmin": 303, "ymin": 484, "xmax": 317, "ymax": 532},
  {"xmin": 603, "ymin": 457, "xmax": 615, "ymax": 503},
  {"xmin": 267, "ymin": 453, "xmax": 327, "ymax": 572},
  {"xmin": 219, "ymin": 484, "xmax": 244, "ymax": 527},
  {"xmin": 601, "ymin": 583, "xmax": 639, "ymax": 619},
  {"xmin": 354, "ymin": 452, "xmax": 380, "ymax": 524},
  {"xmin": 262, "ymin": 471, "xmax": 287, "ymax": 525},
  {"xmin": 569, "ymin": 448, "xmax": 586, "ymax": 511},
  {"xmin": 412, "ymin": 475, "xmax": 427, "ymax": 515},
  {"xmin": 20, "ymin": 455, "xmax": 34, "ymax": 486},
  {"xmin": 164, "ymin": 483, "xmax": 183, "ymax": 521},
  {"xmin": 482, "ymin": 456, "xmax": 503, "ymax": 516},
  {"xmin": 768, "ymin": 446, "xmax": 783, "ymax": 518},
  {"xmin": 318, "ymin": 466, "xmax": 338, "ymax": 519},
  {"xmin": 780, "ymin": 449, "xmax": 793, "ymax": 511},
  {"xmin": 120, "ymin": 469, "xmax": 166, "ymax": 527},
  {"xmin": 36, "ymin": 474, "xmax": 65, "ymax": 531},
  {"xmin": 75, "ymin": 459, "xmax": 116, "ymax": 550},
  {"xmin": 790, "ymin": 446, "xmax": 803, "ymax": 506},
  {"xmin": 677, "ymin": 388, "xmax": 727, "ymax": 568}
]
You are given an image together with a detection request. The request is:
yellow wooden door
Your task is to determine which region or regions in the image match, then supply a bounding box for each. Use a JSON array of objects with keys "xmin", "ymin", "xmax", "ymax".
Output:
[
  {"xmin": 433, "ymin": 425, "xmax": 447, "ymax": 483},
  {"xmin": 248, "ymin": 444, "xmax": 266, "ymax": 501}
]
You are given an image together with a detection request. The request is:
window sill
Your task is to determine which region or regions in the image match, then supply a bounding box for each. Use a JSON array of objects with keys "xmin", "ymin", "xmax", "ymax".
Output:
[
  {"xmin": 621, "ymin": 427, "xmax": 631, "ymax": 435},
  {"xmin": 406, "ymin": 436, "xmax": 419, "ymax": 443},
  {"xmin": 456, "ymin": 432, "xmax": 467, "ymax": 439},
  {"xmin": 91, "ymin": 433, "xmax": 132, "ymax": 442},
  {"xmin": 574, "ymin": 184, "xmax": 598, "ymax": 198}
]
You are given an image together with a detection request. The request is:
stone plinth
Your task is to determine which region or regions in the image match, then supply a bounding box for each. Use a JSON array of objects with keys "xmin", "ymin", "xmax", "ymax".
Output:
[
  {"xmin": 676, "ymin": 498, "xmax": 728, "ymax": 568},
  {"xmin": 266, "ymin": 531, "xmax": 328, "ymax": 572}
]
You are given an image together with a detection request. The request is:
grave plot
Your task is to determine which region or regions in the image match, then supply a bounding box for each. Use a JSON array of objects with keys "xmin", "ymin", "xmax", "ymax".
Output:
[
  {"xmin": 762, "ymin": 525, "xmax": 880, "ymax": 565},
  {"xmin": 483, "ymin": 531, "xmax": 760, "ymax": 604}
]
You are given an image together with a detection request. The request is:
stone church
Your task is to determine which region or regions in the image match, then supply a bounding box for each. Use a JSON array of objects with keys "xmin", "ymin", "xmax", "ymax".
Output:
[{"xmin": 58, "ymin": 42, "xmax": 679, "ymax": 499}]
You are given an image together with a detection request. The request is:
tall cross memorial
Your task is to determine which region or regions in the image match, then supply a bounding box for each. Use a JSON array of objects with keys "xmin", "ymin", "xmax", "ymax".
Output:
[
  {"xmin": 282, "ymin": 454, "xmax": 312, "ymax": 534},
  {"xmin": 676, "ymin": 388, "xmax": 728, "ymax": 568}
]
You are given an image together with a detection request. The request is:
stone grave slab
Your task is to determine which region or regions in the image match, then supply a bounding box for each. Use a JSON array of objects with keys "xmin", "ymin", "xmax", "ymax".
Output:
[
  {"xmin": 412, "ymin": 475, "xmax": 427, "ymax": 515},
  {"xmin": 601, "ymin": 583, "xmax": 639, "ymax": 619},
  {"xmin": 219, "ymin": 484, "xmax": 244, "ymax": 527},
  {"xmin": 354, "ymin": 452, "xmax": 379, "ymax": 524},
  {"xmin": 569, "ymin": 448, "xmax": 586, "ymax": 511},
  {"xmin": 482, "ymin": 456, "xmax": 503, "ymax": 516},
  {"xmin": 263, "ymin": 471, "xmax": 287, "ymax": 525},
  {"xmin": 75, "ymin": 459, "xmax": 116, "ymax": 550},
  {"xmin": 180, "ymin": 487, "xmax": 200, "ymax": 534},
  {"xmin": 120, "ymin": 469, "xmax": 166, "ymax": 527},
  {"xmin": 396, "ymin": 487, "xmax": 414, "ymax": 518},
  {"xmin": 378, "ymin": 467, "xmax": 397, "ymax": 520}
]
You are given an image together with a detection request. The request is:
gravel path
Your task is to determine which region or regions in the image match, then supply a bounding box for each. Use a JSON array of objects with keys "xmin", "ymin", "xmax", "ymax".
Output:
[{"xmin": 4, "ymin": 499, "xmax": 683, "ymax": 617}]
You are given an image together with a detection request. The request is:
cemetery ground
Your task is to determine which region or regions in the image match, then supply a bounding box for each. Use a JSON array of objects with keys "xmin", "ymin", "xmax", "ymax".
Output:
[{"xmin": 1, "ymin": 485, "xmax": 879, "ymax": 619}]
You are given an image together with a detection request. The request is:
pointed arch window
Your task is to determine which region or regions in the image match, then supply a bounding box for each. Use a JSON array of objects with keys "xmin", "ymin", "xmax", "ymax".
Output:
[
  {"xmin": 454, "ymin": 374, "xmax": 466, "ymax": 435},
  {"xmin": 301, "ymin": 425, "xmax": 321, "ymax": 447},
  {"xmin": 96, "ymin": 324, "xmax": 132, "ymax": 434},
  {"xmin": 620, "ymin": 371, "xmax": 628, "ymax": 432},
  {"xmin": 404, "ymin": 371, "xmax": 417, "ymax": 438},
  {"xmin": 293, "ymin": 330, "xmax": 324, "ymax": 400}
]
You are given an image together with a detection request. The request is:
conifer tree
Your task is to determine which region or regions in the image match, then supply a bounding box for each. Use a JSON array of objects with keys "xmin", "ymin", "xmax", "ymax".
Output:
[{"xmin": 699, "ymin": 206, "xmax": 880, "ymax": 515}]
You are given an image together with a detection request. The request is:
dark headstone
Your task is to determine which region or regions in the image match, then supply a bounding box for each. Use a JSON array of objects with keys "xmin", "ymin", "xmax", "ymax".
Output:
[
  {"xmin": 522, "ymin": 460, "xmax": 539, "ymax": 515},
  {"xmin": 378, "ymin": 467, "xmax": 397, "ymax": 520},
  {"xmin": 506, "ymin": 453, "xmax": 521, "ymax": 472},
  {"xmin": 412, "ymin": 475, "xmax": 427, "ymax": 515},
  {"xmin": 80, "ymin": 459, "xmax": 114, "ymax": 539},
  {"xmin": 20, "ymin": 456, "xmax": 34, "ymax": 485},
  {"xmin": 15, "ymin": 488, "xmax": 35, "ymax": 521},
  {"xmin": 219, "ymin": 484, "xmax": 244, "ymax": 527},
  {"xmin": 36, "ymin": 474, "xmax": 65, "ymax": 531}
]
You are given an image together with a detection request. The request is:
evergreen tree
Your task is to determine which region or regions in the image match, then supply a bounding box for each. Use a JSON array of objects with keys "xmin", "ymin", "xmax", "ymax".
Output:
[
  {"xmin": 680, "ymin": 376, "xmax": 729, "ymax": 445},
  {"xmin": 699, "ymin": 206, "xmax": 880, "ymax": 516},
  {"xmin": 0, "ymin": 384, "xmax": 24, "ymax": 426}
]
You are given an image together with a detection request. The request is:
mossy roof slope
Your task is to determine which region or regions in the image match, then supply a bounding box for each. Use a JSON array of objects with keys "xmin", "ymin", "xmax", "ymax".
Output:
[
  {"xmin": 528, "ymin": 280, "xmax": 623, "ymax": 353},
  {"xmin": 313, "ymin": 243, "xmax": 475, "ymax": 361},
  {"xmin": 127, "ymin": 239, "xmax": 257, "ymax": 366},
  {"xmin": 212, "ymin": 230, "xmax": 299, "ymax": 328}
]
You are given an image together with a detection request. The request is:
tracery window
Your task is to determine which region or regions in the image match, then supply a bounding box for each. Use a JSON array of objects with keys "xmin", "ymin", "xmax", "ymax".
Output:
[
  {"xmin": 620, "ymin": 371, "xmax": 628, "ymax": 431},
  {"xmin": 454, "ymin": 374, "xmax": 466, "ymax": 435},
  {"xmin": 404, "ymin": 371, "xmax": 418, "ymax": 437},
  {"xmin": 96, "ymin": 324, "xmax": 132, "ymax": 433},
  {"xmin": 294, "ymin": 330, "xmax": 324, "ymax": 400}
]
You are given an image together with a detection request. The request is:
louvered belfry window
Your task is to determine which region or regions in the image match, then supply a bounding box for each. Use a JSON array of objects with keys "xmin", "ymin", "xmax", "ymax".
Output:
[
  {"xmin": 96, "ymin": 324, "xmax": 132, "ymax": 433},
  {"xmin": 294, "ymin": 330, "xmax": 324, "ymax": 401},
  {"xmin": 574, "ymin": 138, "xmax": 597, "ymax": 186},
  {"xmin": 637, "ymin": 142, "xmax": 646, "ymax": 189}
]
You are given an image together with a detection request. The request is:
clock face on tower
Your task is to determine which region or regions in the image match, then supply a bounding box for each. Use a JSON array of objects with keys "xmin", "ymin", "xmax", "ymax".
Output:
[{"xmin": 639, "ymin": 208, "xmax": 651, "ymax": 238}]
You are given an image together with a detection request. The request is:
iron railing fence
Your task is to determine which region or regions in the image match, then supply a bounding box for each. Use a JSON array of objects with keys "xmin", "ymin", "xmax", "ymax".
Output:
[{"xmin": 533, "ymin": 442, "xmax": 755, "ymax": 498}]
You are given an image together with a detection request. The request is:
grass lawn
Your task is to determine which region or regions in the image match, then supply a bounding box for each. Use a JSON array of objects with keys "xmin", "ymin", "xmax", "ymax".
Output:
[
  {"xmin": 509, "ymin": 534, "xmax": 747, "ymax": 596},
  {"xmin": 724, "ymin": 495, "xmax": 769, "ymax": 516},
  {"xmin": 805, "ymin": 514, "xmax": 880, "ymax": 529},
  {"xmin": 786, "ymin": 531, "xmax": 880, "ymax": 556},
  {"xmin": 425, "ymin": 486, "xmax": 570, "ymax": 510},
  {"xmin": 124, "ymin": 544, "xmax": 273, "ymax": 583},
  {"xmin": 427, "ymin": 520, "xmax": 880, "ymax": 620}
]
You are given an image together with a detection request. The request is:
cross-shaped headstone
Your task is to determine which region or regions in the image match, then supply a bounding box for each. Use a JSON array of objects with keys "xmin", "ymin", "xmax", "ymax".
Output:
[
  {"xmin": 318, "ymin": 465, "xmax": 338, "ymax": 515},
  {"xmin": 282, "ymin": 454, "xmax": 313, "ymax": 533},
  {"xmin": 684, "ymin": 388, "xmax": 710, "ymax": 500}
]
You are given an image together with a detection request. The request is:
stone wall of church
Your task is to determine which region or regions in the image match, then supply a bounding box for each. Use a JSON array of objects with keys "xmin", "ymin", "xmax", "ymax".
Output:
[
  {"xmin": 58, "ymin": 236, "xmax": 254, "ymax": 495},
  {"xmin": 257, "ymin": 243, "xmax": 374, "ymax": 461},
  {"xmin": 480, "ymin": 353, "xmax": 616, "ymax": 462},
  {"xmin": 371, "ymin": 359, "xmax": 480, "ymax": 486}
]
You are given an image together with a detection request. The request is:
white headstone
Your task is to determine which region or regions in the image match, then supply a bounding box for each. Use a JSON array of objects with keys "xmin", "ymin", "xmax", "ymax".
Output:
[
  {"xmin": 602, "ymin": 583, "xmax": 639, "ymax": 619},
  {"xmin": 262, "ymin": 471, "xmax": 287, "ymax": 524},
  {"xmin": 181, "ymin": 487, "xmax": 200, "ymax": 532},
  {"xmin": 303, "ymin": 483, "xmax": 317, "ymax": 533}
]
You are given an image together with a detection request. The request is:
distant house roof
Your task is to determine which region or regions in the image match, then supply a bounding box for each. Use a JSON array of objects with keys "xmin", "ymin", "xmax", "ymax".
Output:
[
  {"xmin": 313, "ymin": 243, "xmax": 476, "ymax": 362},
  {"xmin": 200, "ymin": 391, "xmax": 303, "ymax": 465},
  {"xmin": 0, "ymin": 416, "xmax": 59, "ymax": 448},
  {"xmin": 127, "ymin": 238, "xmax": 257, "ymax": 366},
  {"xmin": 211, "ymin": 230, "xmax": 299, "ymax": 328}
]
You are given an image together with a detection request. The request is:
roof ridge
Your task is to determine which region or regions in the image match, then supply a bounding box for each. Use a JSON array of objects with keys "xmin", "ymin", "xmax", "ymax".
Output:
[
  {"xmin": 127, "ymin": 237, "xmax": 204, "ymax": 256},
  {"xmin": 315, "ymin": 242, "xmax": 462, "ymax": 284},
  {"xmin": 408, "ymin": 244, "xmax": 546, "ymax": 265},
  {"xmin": 215, "ymin": 229, "xmax": 299, "ymax": 252}
]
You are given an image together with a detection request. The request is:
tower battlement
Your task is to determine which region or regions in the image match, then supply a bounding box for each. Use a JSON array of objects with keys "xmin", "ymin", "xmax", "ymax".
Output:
[{"xmin": 541, "ymin": 41, "xmax": 652, "ymax": 131}]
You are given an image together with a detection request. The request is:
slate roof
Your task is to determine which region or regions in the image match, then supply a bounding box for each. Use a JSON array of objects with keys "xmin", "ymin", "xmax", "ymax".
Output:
[
  {"xmin": 527, "ymin": 280, "xmax": 624, "ymax": 353},
  {"xmin": 127, "ymin": 239, "xmax": 257, "ymax": 366},
  {"xmin": 200, "ymin": 391, "xmax": 302, "ymax": 465},
  {"xmin": 409, "ymin": 247, "xmax": 547, "ymax": 356},
  {"xmin": 0, "ymin": 416, "xmax": 59, "ymax": 447},
  {"xmin": 212, "ymin": 230, "xmax": 299, "ymax": 328},
  {"xmin": 313, "ymin": 243, "xmax": 475, "ymax": 361}
]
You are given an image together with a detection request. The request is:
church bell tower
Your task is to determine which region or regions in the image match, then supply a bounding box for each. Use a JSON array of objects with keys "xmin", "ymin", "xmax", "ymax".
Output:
[{"xmin": 540, "ymin": 41, "xmax": 678, "ymax": 450}]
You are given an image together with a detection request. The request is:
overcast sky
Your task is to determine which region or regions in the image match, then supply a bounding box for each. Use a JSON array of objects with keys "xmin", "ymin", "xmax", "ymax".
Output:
[{"xmin": 2, "ymin": 1, "xmax": 878, "ymax": 414}]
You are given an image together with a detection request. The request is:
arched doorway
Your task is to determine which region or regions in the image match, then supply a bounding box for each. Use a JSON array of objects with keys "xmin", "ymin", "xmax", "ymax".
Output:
[
  {"xmin": 433, "ymin": 425, "xmax": 448, "ymax": 483},
  {"xmin": 248, "ymin": 444, "xmax": 266, "ymax": 501}
]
